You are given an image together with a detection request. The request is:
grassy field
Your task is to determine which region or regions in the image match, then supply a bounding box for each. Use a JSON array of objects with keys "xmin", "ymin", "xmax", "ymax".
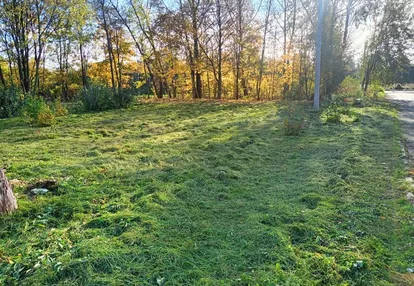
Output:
[{"xmin": 0, "ymin": 100, "xmax": 413, "ymax": 285}]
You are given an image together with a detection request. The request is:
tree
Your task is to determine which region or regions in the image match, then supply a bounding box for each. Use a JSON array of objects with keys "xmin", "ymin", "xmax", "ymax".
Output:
[
  {"xmin": 226, "ymin": 0, "xmax": 260, "ymax": 99},
  {"xmin": 321, "ymin": 0, "xmax": 346, "ymax": 96},
  {"xmin": 256, "ymin": 0, "xmax": 272, "ymax": 100},
  {"xmin": 176, "ymin": 0, "xmax": 208, "ymax": 98},
  {"xmin": 273, "ymin": 0, "xmax": 298, "ymax": 96},
  {"xmin": 361, "ymin": 0, "xmax": 412, "ymax": 91},
  {"xmin": 0, "ymin": 0, "xmax": 32, "ymax": 93},
  {"xmin": 0, "ymin": 0, "xmax": 66, "ymax": 94},
  {"xmin": 52, "ymin": 0, "xmax": 91, "ymax": 97},
  {"xmin": 198, "ymin": 0, "xmax": 232, "ymax": 99},
  {"xmin": 94, "ymin": 0, "xmax": 117, "ymax": 92},
  {"xmin": 109, "ymin": 0, "xmax": 171, "ymax": 98}
]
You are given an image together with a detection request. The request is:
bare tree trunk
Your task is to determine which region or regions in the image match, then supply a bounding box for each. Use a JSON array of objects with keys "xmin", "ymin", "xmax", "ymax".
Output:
[
  {"xmin": 207, "ymin": 71, "xmax": 211, "ymax": 99},
  {"xmin": 242, "ymin": 76, "xmax": 248, "ymax": 97},
  {"xmin": 0, "ymin": 169, "xmax": 18, "ymax": 215},
  {"xmin": 80, "ymin": 43, "xmax": 88, "ymax": 88},
  {"xmin": 342, "ymin": 0, "xmax": 352, "ymax": 51},
  {"xmin": 58, "ymin": 40, "xmax": 70, "ymax": 100},
  {"xmin": 42, "ymin": 51, "xmax": 46, "ymax": 91},
  {"xmin": 234, "ymin": 0, "xmax": 243, "ymax": 100},
  {"xmin": 362, "ymin": 54, "xmax": 377, "ymax": 92},
  {"xmin": 191, "ymin": 1, "xmax": 202, "ymax": 99},
  {"xmin": 282, "ymin": 0, "xmax": 288, "ymax": 97},
  {"xmin": 101, "ymin": 2, "xmax": 117, "ymax": 93},
  {"xmin": 10, "ymin": 3, "xmax": 32, "ymax": 94}
]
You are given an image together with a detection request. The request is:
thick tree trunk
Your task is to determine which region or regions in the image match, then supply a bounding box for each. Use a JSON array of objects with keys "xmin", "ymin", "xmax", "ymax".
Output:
[
  {"xmin": 191, "ymin": 3, "xmax": 202, "ymax": 99},
  {"xmin": 0, "ymin": 169, "xmax": 18, "ymax": 215}
]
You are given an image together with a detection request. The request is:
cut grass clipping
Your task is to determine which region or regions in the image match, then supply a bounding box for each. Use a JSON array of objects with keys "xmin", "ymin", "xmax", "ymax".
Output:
[{"xmin": 0, "ymin": 101, "xmax": 413, "ymax": 285}]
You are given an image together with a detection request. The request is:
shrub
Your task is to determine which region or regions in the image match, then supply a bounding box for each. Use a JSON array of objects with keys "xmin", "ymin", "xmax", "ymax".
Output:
[
  {"xmin": 282, "ymin": 104, "xmax": 306, "ymax": 136},
  {"xmin": 0, "ymin": 87, "xmax": 24, "ymax": 118},
  {"xmin": 81, "ymin": 84, "xmax": 113, "ymax": 111},
  {"xmin": 51, "ymin": 100, "xmax": 68, "ymax": 116},
  {"xmin": 367, "ymin": 82, "xmax": 385, "ymax": 98},
  {"xmin": 284, "ymin": 118, "xmax": 304, "ymax": 136},
  {"xmin": 36, "ymin": 107, "xmax": 55, "ymax": 126},
  {"xmin": 337, "ymin": 76, "xmax": 363, "ymax": 98},
  {"xmin": 324, "ymin": 103, "xmax": 342, "ymax": 124},
  {"xmin": 323, "ymin": 102, "xmax": 357, "ymax": 124},
  {"xmin": 113, "ymin": 89, "xmax": 134, "ymax": 109},
  {"xmin": 80, "ymin": 85, "xmax": 133, "ymax": 111},
  {"xmin": 23, "ymin": 96, "xmax": 55, "ymax": 126},
  {"xmin": 331, "ymin": 94, "xmax": 351, "ymax": 105}
]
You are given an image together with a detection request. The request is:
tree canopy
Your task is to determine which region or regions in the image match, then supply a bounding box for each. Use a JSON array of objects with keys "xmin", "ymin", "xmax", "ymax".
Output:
[{"xmin": 0, "ymin": 0, "xmax": 412, "ymax": 100}]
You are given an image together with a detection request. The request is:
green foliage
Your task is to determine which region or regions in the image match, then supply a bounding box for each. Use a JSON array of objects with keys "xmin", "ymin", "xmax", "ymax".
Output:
[
  {"xmin": 80, "ymin": 84, "xmax": 114, "ymax": 111},
  {"xmin": 23, "ymin": 96, "xmax": 55, "ymax": 126},
  {"xmin": 113, "ymin": 89, "xmax": 134, "ymax": 109},
  {"xmin": 324, "ymin": 103, "xmax": 343, "ymax": 123},
  {"xmin": 281, "ymin": 103, "xmax": 306, "ymax": 135},
  {"xmin": 360, "ymin": 1, "xmax": 412, "ymax": 89},
  {"xmin": 80, "ymin": 85, "xmax": 133, "ymax": 111},
  {"xmin": 367, "ymin": 82, "xmax": 386, "ymax": 98},
  {"xmin": 0, "ymin": 87, "xmax": 24, "ymax": 119},
  {"xmin": 0, "ymin": 102, "xmax": 411, "ymax": 285},
  {"xmin": 51, "ymin": 100, "xmax": 68, "ymax": 117},
  {"xmin": 337, "ymin": 76, "xmax": 363, "ymax": 98},
  {"xmin": 322, "ymin": 102, "xmax": 360, "ymax": 124}
]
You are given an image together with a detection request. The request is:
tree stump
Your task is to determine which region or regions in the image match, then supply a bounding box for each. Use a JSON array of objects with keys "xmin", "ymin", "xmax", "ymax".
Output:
[{"xmin": 0, "ymin": 169, "xmax": 18, "ymax": 215}]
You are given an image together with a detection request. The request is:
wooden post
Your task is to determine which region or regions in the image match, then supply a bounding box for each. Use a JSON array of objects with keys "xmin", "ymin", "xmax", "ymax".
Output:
[{"xmin": 0, "ymin": 169, "xmax": 18, "ymax": 215}]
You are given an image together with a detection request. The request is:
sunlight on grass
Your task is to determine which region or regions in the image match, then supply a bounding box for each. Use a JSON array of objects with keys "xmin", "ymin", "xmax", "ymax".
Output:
[{"xmin": 0, "ymin": 101, "xmax": 413, "ymax": 285}]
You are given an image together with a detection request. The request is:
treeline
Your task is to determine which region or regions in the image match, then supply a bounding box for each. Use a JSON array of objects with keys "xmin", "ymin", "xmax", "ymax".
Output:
[{"xmin": 0, "ymin": 0, "xmax": 412, "ymax": 103}]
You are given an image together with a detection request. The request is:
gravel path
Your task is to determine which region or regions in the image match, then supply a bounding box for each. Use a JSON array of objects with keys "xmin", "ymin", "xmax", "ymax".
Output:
[{"xmin": 386, "ymin": 90, "xmax": 414, "ymax": 158}]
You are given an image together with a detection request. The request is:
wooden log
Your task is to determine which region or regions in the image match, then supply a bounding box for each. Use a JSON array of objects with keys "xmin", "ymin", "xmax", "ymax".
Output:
[{"xmin": 0, "ymin": 169, "xmax": 18, "ymax": 215}]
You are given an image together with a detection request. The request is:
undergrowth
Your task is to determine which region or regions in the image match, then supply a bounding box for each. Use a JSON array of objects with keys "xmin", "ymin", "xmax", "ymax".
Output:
[
  {"xmin": 0, "ymin": 101, "xmax": 412, "ymax": 285},
  {"xmin": 281, "ymin": 103, "xmax": 307, "ymax": 135}
]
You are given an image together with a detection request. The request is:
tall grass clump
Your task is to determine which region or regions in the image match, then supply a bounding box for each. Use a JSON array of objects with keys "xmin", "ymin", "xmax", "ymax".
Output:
[{"xmin": 281, "ymin": 103, "xmax": 306, "ymax": 136}]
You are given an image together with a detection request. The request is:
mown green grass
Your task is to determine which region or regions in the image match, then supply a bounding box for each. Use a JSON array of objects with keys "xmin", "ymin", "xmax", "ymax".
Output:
[{"xmin": 0, "ymin": 101, "xmax": 413, "ymax": 285}]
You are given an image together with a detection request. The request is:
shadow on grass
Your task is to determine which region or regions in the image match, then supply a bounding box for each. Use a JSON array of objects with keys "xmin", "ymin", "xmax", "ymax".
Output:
[{"xmin": 0, "ymin": 101, "xmax": 410, "ymax": 285}]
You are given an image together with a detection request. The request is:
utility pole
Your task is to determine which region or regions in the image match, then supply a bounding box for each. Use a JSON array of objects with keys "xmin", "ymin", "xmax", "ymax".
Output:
[{"xmin": 313, "ymin": 0, "xmax": 323, "ymax": 110}]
